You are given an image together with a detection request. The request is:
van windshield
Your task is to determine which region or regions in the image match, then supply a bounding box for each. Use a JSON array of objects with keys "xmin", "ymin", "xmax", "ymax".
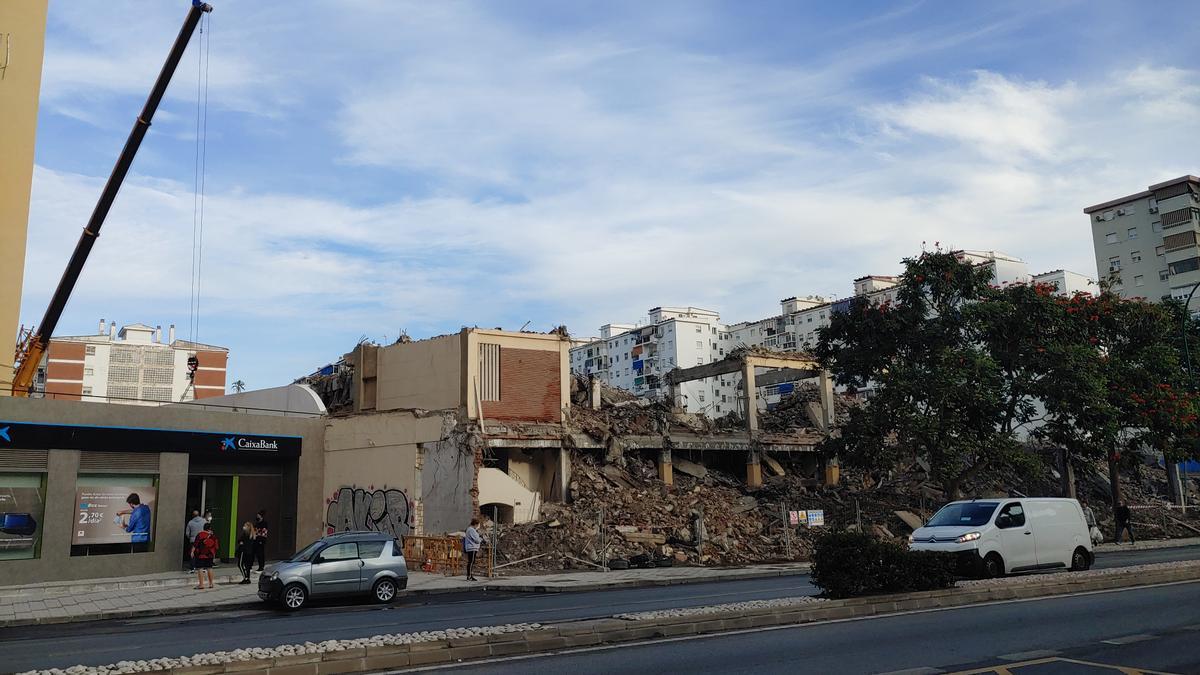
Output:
[{"xmin": 926, "ymin": 502, "xmax": 999, "ymax": 527}]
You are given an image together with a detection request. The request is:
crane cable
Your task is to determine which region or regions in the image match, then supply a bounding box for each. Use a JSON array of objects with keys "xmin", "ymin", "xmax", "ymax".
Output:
[{"xmin": 189, "ymin": 12, "xmax": 211, "ymax": 344}]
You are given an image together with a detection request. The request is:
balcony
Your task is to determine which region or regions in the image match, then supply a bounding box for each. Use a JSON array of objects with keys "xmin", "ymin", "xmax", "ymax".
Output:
[{"xmin": 1161, "ymin": 207, "xmax": 1200, "ymax": 230}]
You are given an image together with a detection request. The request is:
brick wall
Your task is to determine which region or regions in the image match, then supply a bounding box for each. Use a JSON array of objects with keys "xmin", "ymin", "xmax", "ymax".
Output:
[
  {"xmin": 481, "ymin": 347, "xmax": 561, "ymax": 422},
  {"xmin": 45, "ymin": 340, "xmax": 84, "ymax": 400}
]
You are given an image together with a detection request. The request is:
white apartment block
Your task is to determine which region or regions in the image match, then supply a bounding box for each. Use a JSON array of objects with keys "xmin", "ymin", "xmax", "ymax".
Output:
[
  {"xmin": 1085, "ymin": 175, "xmax": 1200, "ymax": 307},
  {"xmin": 573, "ymin": 250, "xmax": 1093, "ymax": 415},
  {"xmin": 36, "ymin": 319, "xmax": 229, "ymax": 405}
]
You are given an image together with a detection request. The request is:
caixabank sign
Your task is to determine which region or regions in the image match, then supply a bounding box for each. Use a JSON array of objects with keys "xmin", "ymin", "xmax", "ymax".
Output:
[{"xmin": 0, "ymin": 421, "xmax": 301, "ymax": 458}]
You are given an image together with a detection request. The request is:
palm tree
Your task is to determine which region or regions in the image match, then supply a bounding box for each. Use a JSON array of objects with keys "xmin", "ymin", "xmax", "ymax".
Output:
[{"xmin": 232, "ymin": 380, "xmax": 246, "ymax": 393}]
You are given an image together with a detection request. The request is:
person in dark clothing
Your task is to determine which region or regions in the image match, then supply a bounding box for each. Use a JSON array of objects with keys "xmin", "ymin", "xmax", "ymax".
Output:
[
  {"xmin": 1115, "ymin": 503, "xmax": 1135, "ymax": 544},
  {"xmin": 235, "ymin": 521, "xmax": 255, "ymax": 584},
  {"xmin": 253, "ymin": 510, "xmax": 269, "ymax": 572}
]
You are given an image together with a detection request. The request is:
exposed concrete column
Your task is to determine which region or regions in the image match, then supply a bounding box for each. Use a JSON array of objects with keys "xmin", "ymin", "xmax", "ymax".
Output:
[
  {"xmin": 589, "ymin": 376, "xmax": 601, "ymax": 410},
  {"xmin": 658, "ymin": 448, "xmax": 673, "ymax": 487},
  {"xmin": 559, "ymin": 448, "xmax": 573, "ymax": 503},
  {"xmin": 746, "ymin": 449, "xmax": 763, "ymax": 488},
  {"xmin": 818, "ymin": 369, "xmax": 835, "ymax": 430},
  {"xmin": 742, "ymin": 362, "xmax": 758, "ymax": 434}
]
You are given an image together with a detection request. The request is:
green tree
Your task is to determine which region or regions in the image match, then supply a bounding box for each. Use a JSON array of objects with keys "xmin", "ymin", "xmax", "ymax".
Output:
[{"xmin": 817, "ymin": 251, "xmax": 1024, "ymax": 498}]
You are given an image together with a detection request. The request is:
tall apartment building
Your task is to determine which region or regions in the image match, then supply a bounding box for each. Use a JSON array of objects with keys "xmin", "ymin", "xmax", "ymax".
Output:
[
  {"xmin": 1085, "ymin": 175, "xmax": 1200, "ymax": 307},
  {"xmin": 573, "ymin": 250, "xmax": 1092, "ymax": 413},
  {"xmin": 35, "ymin": 320, "xmax": 228, "ymax": 404},
  {"xmin": 570, "ymin": 307, "xmax": 735, "ymax": 415}
]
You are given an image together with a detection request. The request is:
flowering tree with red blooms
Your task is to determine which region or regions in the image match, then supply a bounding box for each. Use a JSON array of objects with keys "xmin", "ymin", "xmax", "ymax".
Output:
[{"xmin": 818, "ymin": 250, "xmax": 1200, "ymax": 505}]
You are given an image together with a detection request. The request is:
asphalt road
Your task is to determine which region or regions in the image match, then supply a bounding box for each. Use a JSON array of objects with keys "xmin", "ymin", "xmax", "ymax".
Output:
[
  {"xmin": 0, "ymin": 544, "xmax": 1194, "ymax": 673},
  {"xmin": 446, "ymin": 581, "xmax": 1200, "ymax": 675}
]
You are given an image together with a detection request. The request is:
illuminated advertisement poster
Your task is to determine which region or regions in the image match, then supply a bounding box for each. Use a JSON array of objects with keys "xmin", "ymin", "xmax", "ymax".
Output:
[
  {"xmin": 0, "ymin": 474, "xmax": 44, "ymax": 559},
  {"xmin": 73, "ymin": 487, "xmax": 157, "ymax": 545}
]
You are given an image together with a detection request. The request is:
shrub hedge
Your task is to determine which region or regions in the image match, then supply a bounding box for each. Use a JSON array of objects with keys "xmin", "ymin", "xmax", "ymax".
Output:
[{"xmin": 810, "ymin": 531, "xmax": 957, "ymax": 599}]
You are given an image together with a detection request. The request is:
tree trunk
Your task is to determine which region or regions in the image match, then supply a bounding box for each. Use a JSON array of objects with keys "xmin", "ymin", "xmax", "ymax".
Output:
[
  {"xmin": 1060, "ymin": 448, "xmax": 1076, "ymax": 499},
  {"xmin": 1107, "ymin": 453, "xmax": 1122, "ymax": 510}
]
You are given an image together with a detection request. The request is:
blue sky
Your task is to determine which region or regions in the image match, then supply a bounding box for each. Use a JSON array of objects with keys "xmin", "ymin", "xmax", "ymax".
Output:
[{"xmin": 21, "ymin": 0, "xmax": 1200, "ymax": 390}]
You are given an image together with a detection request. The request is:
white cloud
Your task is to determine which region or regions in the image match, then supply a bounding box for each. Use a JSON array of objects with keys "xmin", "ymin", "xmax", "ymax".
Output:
[{"xmin": 23, "ymin": 1, "xmax": 1200, "ymax": 387}]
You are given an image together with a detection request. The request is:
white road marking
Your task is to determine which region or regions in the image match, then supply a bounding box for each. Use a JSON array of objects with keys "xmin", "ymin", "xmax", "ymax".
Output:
[{"xmin": 1101, "ymin": 633, "xmax": 1157, "ymax": 645}]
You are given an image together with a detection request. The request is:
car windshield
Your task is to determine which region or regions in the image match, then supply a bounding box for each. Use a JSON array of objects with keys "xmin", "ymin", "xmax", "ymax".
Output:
[
  {"xmin": 288, "ymin": 540, "xmax": 325, "ymax": 562},
  {"xmin": 926, "ymin": 502, "xmax": 999, "ymax": 527}
]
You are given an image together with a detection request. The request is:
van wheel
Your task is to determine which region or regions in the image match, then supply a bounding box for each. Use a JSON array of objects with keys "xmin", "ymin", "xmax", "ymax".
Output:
[
  {"xmin": 1071, "ymin": 547, "xmax": 1091, "ymax": 571},
  {"xmin": 282, "ymin": 583, "xmax": 308, "ymax": 610},
  {"xmin": 982, "ymin": 553, "xmax": 1004, "ymax": 579},
  {"xmin": 373, "ymin": 578, "xmax": 398, "ymax": 604}
]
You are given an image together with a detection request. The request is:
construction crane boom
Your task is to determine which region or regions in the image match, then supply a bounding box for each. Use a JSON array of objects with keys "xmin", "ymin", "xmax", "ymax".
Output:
[{"xmin": 11, "ymin": 1, "xmax": 213, "ymax": 396}]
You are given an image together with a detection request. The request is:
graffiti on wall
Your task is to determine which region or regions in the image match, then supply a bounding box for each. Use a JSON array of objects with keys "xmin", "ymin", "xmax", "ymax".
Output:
[{"xmin": 325, "ymin": 487, "xmax": 412, "ymax": 538}]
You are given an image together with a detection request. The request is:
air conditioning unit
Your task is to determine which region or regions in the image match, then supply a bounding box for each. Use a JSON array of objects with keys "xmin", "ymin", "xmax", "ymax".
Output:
[
  {"xmin": 1095, "ymin": 214, "xmax": 1104, "ymax": 221},
  {"xmin": 1150, "ymin": 206, "xmax": 1159, "ymax": 214}
]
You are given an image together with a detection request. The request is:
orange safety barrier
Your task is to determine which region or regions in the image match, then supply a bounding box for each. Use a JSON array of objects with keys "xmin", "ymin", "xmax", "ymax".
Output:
[{"xmin": 403, "ymin": 535, "xmax": 493, "ymax": 577}]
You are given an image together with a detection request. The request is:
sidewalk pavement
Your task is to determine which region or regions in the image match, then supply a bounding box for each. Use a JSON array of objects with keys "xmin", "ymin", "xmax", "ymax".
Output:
[
  {"xmin": 0, "ymin": 562, "xmax": 810, "ymax": 629},
  {"xmin": 1095, "ymin": 536, "xmax": 1200, "ymax": 553}
]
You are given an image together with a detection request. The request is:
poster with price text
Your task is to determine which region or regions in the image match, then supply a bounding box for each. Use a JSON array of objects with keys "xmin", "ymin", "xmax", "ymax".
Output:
[{"xmin": 73, "ymin": 487, "xmax": 156, "ymax": 545}]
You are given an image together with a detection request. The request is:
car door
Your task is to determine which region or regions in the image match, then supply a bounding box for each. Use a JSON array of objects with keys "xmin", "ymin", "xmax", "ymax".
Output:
[
  {"xmin": 995, "ymin": 501, "xmax": 1036, "ymax": 573},
  {"xmin": 310, "ymin": 542, "xmax": 362, "ymax": 595},
  {"xmin": 357, "ymin": 540, "xmax": 388, "ymax": 589}
]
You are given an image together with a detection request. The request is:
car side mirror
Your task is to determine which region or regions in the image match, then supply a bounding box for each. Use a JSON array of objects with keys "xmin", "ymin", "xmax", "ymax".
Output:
[
  {"xmin": 997, "ymin": 514, "xmax": 1012, "ymax": 528},
  {"xmin": 313, "ymin": 555, "xmax": 325, "ymax": 564}
]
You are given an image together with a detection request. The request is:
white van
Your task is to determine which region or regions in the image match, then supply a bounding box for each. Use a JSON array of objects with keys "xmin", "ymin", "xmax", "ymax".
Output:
[{"xmin": 908, "ymin": 498, "xmax": 1093, "ymax": 578}]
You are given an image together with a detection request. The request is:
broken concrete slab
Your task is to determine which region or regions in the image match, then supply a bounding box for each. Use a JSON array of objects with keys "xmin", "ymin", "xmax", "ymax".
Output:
[
  {"xmin": 894, "ymin": 511, "xmax": 924, "ymax": 531},
  {"xmin": 673, "ymin": 458, "xmax": 709, "ymax": 479}
]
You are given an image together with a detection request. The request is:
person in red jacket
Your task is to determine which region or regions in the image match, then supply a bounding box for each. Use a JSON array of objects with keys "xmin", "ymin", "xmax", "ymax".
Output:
[{"xmin": 193, "ymin": 522, "xmax": 219, "ymax": 590}]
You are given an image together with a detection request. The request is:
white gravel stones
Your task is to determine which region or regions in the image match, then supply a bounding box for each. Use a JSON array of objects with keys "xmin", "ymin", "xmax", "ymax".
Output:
[
  {"xmin": 615, "ymin": 595, "xmax": 824, "ymax": 621},
  {"xmin": 18, "ymin": 623, "xmax": 543, "ymax": 675},
  {"xmin": 958, "ymin": 559, "xmax": 1200, "ymax": 588}
]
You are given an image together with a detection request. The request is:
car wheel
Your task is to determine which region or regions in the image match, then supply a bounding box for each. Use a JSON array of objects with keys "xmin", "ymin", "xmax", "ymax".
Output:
[
  {"xmin": 1070, "ymin": 547, "xmax": 1091, "ymax": 571},
  {"xmin": 982, "ymin": 553, "xmax": 1004, "ymax": 579},
  {"xmin": 282, "ymin": 583, "xmax": 308, "ymax": 611},
  {"xmin": 373, "ymin": 578, "xmax": 397, "ymax": 604}
]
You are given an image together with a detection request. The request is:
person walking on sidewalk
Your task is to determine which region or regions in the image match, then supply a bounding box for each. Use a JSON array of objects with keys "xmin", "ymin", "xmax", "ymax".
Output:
[
  {"xmin": 235, "ymin": 521, "xmax": 255, "ymax": 584},
  {"xmin": 464, "ymin": 518, "xmax": 483, "ymax": 581},
  {"xmin": 193, "ymin": 523, "xmax": 219, "ymax": 590},
  {"xmin": 1115, "ymin": 502, "xmax": 1136, "ymax": 544},
  {"xmin": 1080, "ymin": 497, "xmax": 1103, "ymax": 545},
  {"xmin": 185, "ymin": 510, "xmax": 205, "ymax": 572},
  {"xmin": 253, "ymin": 510, "xmax": 269, "ymax": 572}
]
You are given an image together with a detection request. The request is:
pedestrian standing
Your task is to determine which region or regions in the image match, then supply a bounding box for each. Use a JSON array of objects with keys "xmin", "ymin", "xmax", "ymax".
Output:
[
  {"xmin": 193, "ymin": 523, "xmax": 219, "ymax": 590},
  {"xmin": 184, "ymin": 510, "xmax": 205, "ymax": 572},
  {"xmin": 1115, "ymin": 502, "xmax": 1136, "ymax": 544},
  {"xmin": 463, "ymin": 518, "xmax": 483, "ymax": 581},
  {"xmin": 235, "ymin": 521, "xmax": 255, "ymax": 584},
  {"xmin": 253, "ymin": 510, "xmax": 269, "ymax": 572}
]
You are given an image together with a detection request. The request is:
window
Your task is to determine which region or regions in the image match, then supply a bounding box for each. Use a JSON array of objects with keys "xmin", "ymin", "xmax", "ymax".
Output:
[
  {"xmin": 711, "ymin": 327, "xmax": 717, "ymax": 335},
  {"xmin": 1128, "ymin": 227, "xmax": 1138, "ymax": 240},
  {"xmin": 479, "ymin": 343, "xmax": 501, "ymax": 401},
  {"xmin": 85, "ymin": 345, "xmax": 96, "ymax": 356},
  {"xmin": 1161, "ymin": 270, "xmax": 1171, "ymax": 282},
  {"xmin": 1131, "ymin": 251, "xmax": 1142, "ymax": 263},
  {"xmin": 82, "ymin": 386, "xmax": 92, "ymax": 396},
  {"xmin": 1106, "ymin": 232, "xmax": 1118, "ymax": 244},
  {"xmin": 694, "ymin": 326, "xmax": 701, "ymax": 333},
  {"xmin": 1158, "ymin": 246, "xmax": 1166, "ymax": 257},
  {"xmin": 1170, "ymin": 257, "xmax": 1200, "ymax": 275},
  {"xmin": 84, "ymin": 367, "xmax": 94, "ymax": 376},
  {"xmin": 319, "ymin": 543, "xmax": 358, "ymax": 562},
  {"xmin": 358, "ymin": 541, "xmax": 386, "ymax": 559},
  {"xmin": 1109, "ymin": 257, "xmax": 1121, "ymax": 271},
  {"xmin": 1153, "ymin": 221, "xmax": 1162, "ymax": 233},
  {"xmin": 0, "ymin": 473, "xmax": 46, "ymax": 560},
  {"xmin": 1135, "ymin": 275, "xmax": 1145, "ymax": 287},
  {"xmin": 696, "ymin": 341, "xmax": 703, "ymax": 348},
  {"xmin": 698, "ymin": 392, "xmax": 705, "ymax": 402},
  {"xmin": 722, "ymin": 395, "xmax": 727, "ymax": 403},
  {"xmin": 997, "ymin": 502, "xmax": 1026, "ymax": 528}
]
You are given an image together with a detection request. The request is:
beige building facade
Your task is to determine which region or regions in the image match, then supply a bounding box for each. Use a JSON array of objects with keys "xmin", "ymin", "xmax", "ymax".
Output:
[{"xmin": 0, "ymin": 1, "xmax": 49, "ymax": 396}]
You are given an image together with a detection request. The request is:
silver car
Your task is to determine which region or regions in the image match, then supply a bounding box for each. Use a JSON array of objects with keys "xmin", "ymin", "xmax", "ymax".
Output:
[{"xmin": 258, "ymin": 531, "xmax": 408, "ymax": 610}]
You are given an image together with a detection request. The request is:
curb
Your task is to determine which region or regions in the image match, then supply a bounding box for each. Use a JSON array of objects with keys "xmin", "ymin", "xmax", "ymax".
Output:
[
  {"xmin": 72, "ymin": 563, "xmax": 1200, "ymax": 675},
  {"xmin": 0, "ymin": 565, "xmax": 811, "ymax": 629}
]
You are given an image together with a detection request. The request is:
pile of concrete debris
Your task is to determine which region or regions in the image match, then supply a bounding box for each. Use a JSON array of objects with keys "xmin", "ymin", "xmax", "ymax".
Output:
[
  {"xmin": 492, "ymin": 447, "xmax": 1200, "ymax": 572},
  {"xmin": 495, "ymin": 454, "xmax": 806, "ymax": 570}
]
